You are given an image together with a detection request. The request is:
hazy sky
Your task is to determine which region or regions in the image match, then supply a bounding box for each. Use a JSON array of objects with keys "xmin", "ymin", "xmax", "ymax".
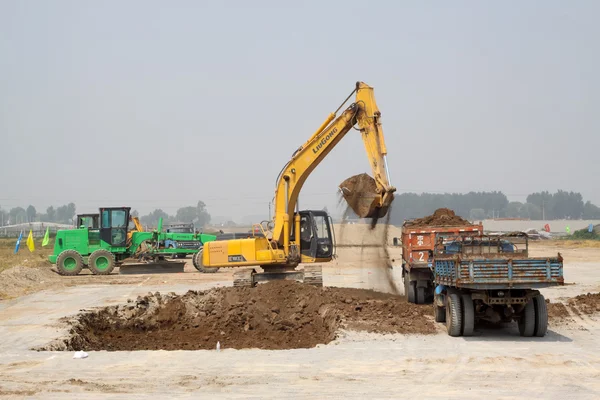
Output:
[{"xmin": 1, "ymin": 1, "xmax": 598, "ymax": 221}]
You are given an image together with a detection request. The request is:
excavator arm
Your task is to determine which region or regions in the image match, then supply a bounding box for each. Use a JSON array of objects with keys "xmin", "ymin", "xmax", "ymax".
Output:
[{"xmin": 271, "ymin": 81, "xmax": 396, "ymax": 245}]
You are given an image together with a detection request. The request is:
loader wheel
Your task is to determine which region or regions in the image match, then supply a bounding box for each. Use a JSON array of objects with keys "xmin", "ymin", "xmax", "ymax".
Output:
[
  {"xmin": 192, "ymin": 248, "xmax": 219, "ymax": 273},
  {"xmin": 461, "ymin": 294, "xmax": 475, "ymax": 336},
  {"xmin": 533, "ymin": 295, "xmax": 548, "ymax": 337},
  {"xmin": 518, "ymin": 299, "xmax": 536, "ymax": 337},
  {"xmin": 56, "ymin": 250, "xmax": 84, "ymax": 276},
  {"xmin": 88, "ymin": 249, "xmax": 116, "ymax": 275},
  {"xmin": 446, "ymin": 293, "xmax": 463, "ymax": 337}
]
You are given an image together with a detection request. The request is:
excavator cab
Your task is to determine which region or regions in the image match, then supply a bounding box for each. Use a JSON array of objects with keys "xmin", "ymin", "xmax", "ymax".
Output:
[
  {"xmin": 294, "ymin": 210, "xmax": 334, "ymax": 261},
  {"xmin": 99, "ymin": 207, "xmax": 131, "ymax": 248}
]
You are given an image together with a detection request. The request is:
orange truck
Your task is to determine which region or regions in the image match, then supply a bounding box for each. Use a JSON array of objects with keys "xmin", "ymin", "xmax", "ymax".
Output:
[{"xmin": 401, "ymin": 222, "xmax": 483, "ymax": 304}]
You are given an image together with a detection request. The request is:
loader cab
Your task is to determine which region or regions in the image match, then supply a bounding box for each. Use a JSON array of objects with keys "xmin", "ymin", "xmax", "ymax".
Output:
[
  {"xmin": 77, "ymin": 214, "xmax": 99, "ymax": 229},
  {"xmin": 99, "ymin": 207, "xmax": 131, "ymax": 247},
  {"xmin": 293, "ymin": 210, "xmax": 334, "ymax": 260}
]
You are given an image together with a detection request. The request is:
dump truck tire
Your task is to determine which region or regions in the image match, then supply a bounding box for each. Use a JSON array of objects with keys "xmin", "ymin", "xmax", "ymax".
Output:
[
  {"xmin": 56, "ymin": 250, "xmax": 84, "ymax": 276},
  {"xmin": 416, "ymin": 287, "xmax": 425, "ymax": 304},
  {"xmin": 404, "ymin": 276, "xmax": 416, "ymax": 303},
  {"xmin": 446, "ymin": 293, "xmax": 462, "ymax": 337},
  {"xmin": 518, "ymin": 299, "xmax": 536, "ymax": 337},
  {"xmin": 461, "ymin": 294, "xmax": 475, "ymax": 336},
  {"xmin": 434, "ymin": 305, "xmax": 446, "ymax": 323},
  {"xmin": 533, "ymin": 295, "xmax": 548, "ymax": 337},
  {"xmin": 88, "ymin": 249, "xmax": 116, "ymax": 275},
  {"xmin": 193, "ymin": 248, "xmax": 219, "ymax": 273}
]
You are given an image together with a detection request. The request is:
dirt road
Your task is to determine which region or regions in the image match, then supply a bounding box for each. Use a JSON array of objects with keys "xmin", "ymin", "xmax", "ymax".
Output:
[{"xmin": 0, "ymin": 240, "xmax": 599, "ymax": 398}]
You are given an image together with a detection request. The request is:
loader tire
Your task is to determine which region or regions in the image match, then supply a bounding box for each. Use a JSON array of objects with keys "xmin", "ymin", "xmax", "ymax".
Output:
[
  {"xmin": 518, "ymin": 299, "xmax": 536, "ymax": 337},
  {"xmin": 533, "ymin": 295, "xmax": 548, "ymax": 337},
  {"xmin": 56, "ymin": 250, "xmax": 84, "ymax": 276},
  {"xmin": 88, "ymin": 249, "xmax": 116, "ymax": 275},
  {"xmin": 461, "ymin": 293, "xmax": 475, "ymax": 336},
  {"xmin": 193, "ymin": 248, "xmax": 219, "ymax": 273},
  {"xmin": 446, "ymin": 293, "xmax": 463, "ymax": 337}
]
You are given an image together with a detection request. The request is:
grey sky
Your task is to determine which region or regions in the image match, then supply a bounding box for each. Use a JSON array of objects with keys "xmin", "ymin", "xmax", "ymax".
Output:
[{"xmin": 1, "ymin": 1, "xmax": 598, "ymax": 221}]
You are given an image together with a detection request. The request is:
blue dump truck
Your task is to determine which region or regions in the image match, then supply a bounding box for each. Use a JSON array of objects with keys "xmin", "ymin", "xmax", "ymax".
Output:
[{"xmin": 431, "ymin": 232, "xmax": 564, "ymax": 337}]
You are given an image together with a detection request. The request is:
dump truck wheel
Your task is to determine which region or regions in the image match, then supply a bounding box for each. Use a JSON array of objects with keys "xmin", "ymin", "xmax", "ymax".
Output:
[
  {"xmin": 446, "ymin": 293, "xmax": 463, "ymax": 337},
  {"xmin": 88, "ymin": 249, "xmax": 116, "ymax": 275},
  {"xmin": 193, "ymin": 248, "xmax": 219, "ymax": 273},
  {"xmin": 416, "ymin": 287, "xmax": 425, "ymax": 304},
  {"xmin": 533, "ymin": 295, "xmax": 548, "ymax": 337},
  {"xmin": 404, "ymin": 276, "xmax": 416, "ymax": 303},
  {"xmin": 461, "ymin": 294, "xmax": 475, "ymax": 336},
  {"xmin": 56, "ymin": 250, "xmax": 84, "ymax": 276},
  {"xmin": 434, "ymin": 305, "xmax": 446, "ymax": 323},
  {"xmin": 518, "ymin": 299, "xmax": 536, "ymax": 337}
]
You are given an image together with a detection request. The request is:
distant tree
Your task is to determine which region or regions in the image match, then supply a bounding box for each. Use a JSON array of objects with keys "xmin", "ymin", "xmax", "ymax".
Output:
[
  {"xmin": 140, "ymin": 209, "xmax": 170, "ymax": 227},
  {"xmin": 0, "ymin": 208, "xmax": 8, "ymax": 226},
  {"xmin": 175, "ymin": 206, "xmax": 198, "ymax": 223},
  {"xmin": 519, "ymin": 203, "xmax": 542, "ymax": 220},
  {"xmin": 46, "ymin": 206, "xmax": 56, "ymax": 222},
  {"xmin": 55, "ymin": 203, "xmax": 77, "ymax": 224},
  {"xmin": 196, "ymin": 200, "xmax": 211, "ymax": 227},
  {"xmin": 131, "ymin": 209, "xmax": 139, "ymax": 218},
  {"xmin": 26, "ymin": 205, "xmax": 37, "ymax": 222},
  {"xmin": 505, "ymin": 202, "xmax": 523, "ymax": 218},
  {"xmin": 583, "ymin": 201, "xmax": 600, "ymax": 219},
  {"xmin": 469, "ymin": 208, "xmax": 486, "ymax": 221},
  {"xmin": 9, "ymin": 207, "xmax": 27, "ymax": 224}
]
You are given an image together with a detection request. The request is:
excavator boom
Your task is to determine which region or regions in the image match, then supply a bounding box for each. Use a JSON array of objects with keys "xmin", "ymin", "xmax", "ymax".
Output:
[{"xmin": 201, "ymin": 81, "xmax": 395, "ymax": 287}]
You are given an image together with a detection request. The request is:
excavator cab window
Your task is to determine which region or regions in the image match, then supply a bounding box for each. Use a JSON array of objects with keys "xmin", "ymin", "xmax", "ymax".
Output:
[
  {"xmin": 100, "ymin": 207, "xmax": 131, "ymax": 247},
  {"xmin": 296, "ymin": 210, "xmax": 333, "ymax": 259}
]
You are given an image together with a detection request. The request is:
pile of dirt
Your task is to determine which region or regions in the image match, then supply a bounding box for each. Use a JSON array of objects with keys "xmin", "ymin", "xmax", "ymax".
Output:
[
  {"xmin": 0, "ymin": 266, "xmax": 62, "ymax": 299},
  {"xmin": 547, "ymin": 300, "xmax": 570, "ymax": 320},
  {"xmin": 569, "ymin": 292, "xmax": 600, "ymax": 314},
  {"xmin": 404, "ymin": 208, "xmax": 472, "ymax": 228},
  {"xmin": 339, "ymin": 173, "xmax": 379, "ymax": 219},
  {"xmin": 39, "ymin": 281, "xmax": 434, "ymax": 351}
]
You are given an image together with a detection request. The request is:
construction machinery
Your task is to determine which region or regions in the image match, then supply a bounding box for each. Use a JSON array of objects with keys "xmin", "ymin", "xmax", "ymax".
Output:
[
  {"xmin": 49, "ymin": 208, "xmax": 217, "ymax": 275},
  {"xmin": 199, "ymin": 81, "xmax": 396, "ymax": 287},
  {"xmin": 431, "ymin": 232, "xmax": 564, "ymax": 337}
]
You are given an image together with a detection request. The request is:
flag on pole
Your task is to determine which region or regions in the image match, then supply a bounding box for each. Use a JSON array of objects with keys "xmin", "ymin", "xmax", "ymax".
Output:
[
  {"xmin": 42, "ymin": 227, "xmax": 50, "ymax": 247},
  {"xmin": 14, "ymin": 231, "xmax": 23, "ymax": 254},
  {"xmin": 27, "ymin": 229, "xmax": 35, "ymax": 252}
]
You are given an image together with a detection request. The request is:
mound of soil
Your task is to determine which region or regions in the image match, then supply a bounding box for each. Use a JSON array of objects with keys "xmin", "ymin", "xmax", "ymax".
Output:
[
  {"xmin": 569, "ymin": 292, "xmax": 600, "ymax": 314},
  {"xmin": 547, "ymin": 301, "xmax": 570, "ymax": 320},
  {"xmin": 404, "ymin": 208, "xmax": 472, "ymax": 228},
  {"xmin": 39, "ymin": 281, "xmax": 434, "ymax": 351},
  {"xmin": 0, "ymin": 266, "xmax": 61, "ymax": 299},
  {"xmin": 339, "ymin": 173, "xmax": 379, "ymax": 219}
]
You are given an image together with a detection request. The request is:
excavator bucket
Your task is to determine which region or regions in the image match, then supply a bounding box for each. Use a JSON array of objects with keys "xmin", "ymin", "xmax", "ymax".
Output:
[{"xmin": 339, "ymin": 173, "xmax": 393, "ymax": 219}]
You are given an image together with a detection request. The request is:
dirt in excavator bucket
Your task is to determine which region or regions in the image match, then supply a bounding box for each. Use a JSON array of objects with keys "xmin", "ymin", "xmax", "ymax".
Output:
[{"xmin": 339, "ymin": 173, "xmax": 381, "ymax": 219}]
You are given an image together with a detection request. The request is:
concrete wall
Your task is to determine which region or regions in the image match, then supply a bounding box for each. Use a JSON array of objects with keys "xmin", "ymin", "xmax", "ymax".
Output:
[{"xmin": 479, "ymin": 219, "xmax": 600, "ymax": 233}]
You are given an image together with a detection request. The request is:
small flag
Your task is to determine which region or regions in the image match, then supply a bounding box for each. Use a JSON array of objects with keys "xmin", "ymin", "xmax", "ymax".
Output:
[
  {"xmin": 42, "ymin": 227, "xmax": 50, "ymax": 247},
  {"xmin": 27, "ymin": 229, "xmax": 35, "ymax": 252},
  {"xmin": 589, "ymin": 224, "xmax": 594, "ymax": 233},
  {"xmin": 14, "ymin": 231, "xmax": 23, "ymax": 254},
  {"xmin": 565, "ymin": 226, "xmax": 571, "ymax": 234}
]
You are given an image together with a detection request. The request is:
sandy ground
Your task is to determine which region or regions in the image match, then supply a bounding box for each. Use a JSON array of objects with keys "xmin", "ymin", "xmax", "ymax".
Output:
[{"xmin": 0, "ymin": 238, "xmax": 599, "ymax": 398}]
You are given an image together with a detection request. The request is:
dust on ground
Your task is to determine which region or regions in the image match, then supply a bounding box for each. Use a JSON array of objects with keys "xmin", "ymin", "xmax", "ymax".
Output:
[
  {"xmin": 38, "ymin": 280, "xmax": 434, "ymax": 352},
  {"xmin": 403, "ymin": 208, "xmax": 472, "ymax": 228}
]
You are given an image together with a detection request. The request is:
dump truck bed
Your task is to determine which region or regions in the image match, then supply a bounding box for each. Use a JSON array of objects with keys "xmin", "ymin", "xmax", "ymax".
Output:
[{"xmin": 433, "ymin": 253, "xmax": 564, "ymax": 290}]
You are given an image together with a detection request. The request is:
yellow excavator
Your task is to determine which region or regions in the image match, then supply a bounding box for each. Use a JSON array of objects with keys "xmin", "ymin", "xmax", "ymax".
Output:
[{"xmin": 198, "ymin": 81, "xmax": 396, "ymax": 287}]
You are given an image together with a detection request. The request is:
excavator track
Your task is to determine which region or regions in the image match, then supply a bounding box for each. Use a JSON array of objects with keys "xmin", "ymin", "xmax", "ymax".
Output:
[
  {"xmin": 303, "ymin": 265, "xmax": 323, "ymax": 287},
  {"xmin": 233, "ymin": 268, "xmax": 256, "ymax": 288}
]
